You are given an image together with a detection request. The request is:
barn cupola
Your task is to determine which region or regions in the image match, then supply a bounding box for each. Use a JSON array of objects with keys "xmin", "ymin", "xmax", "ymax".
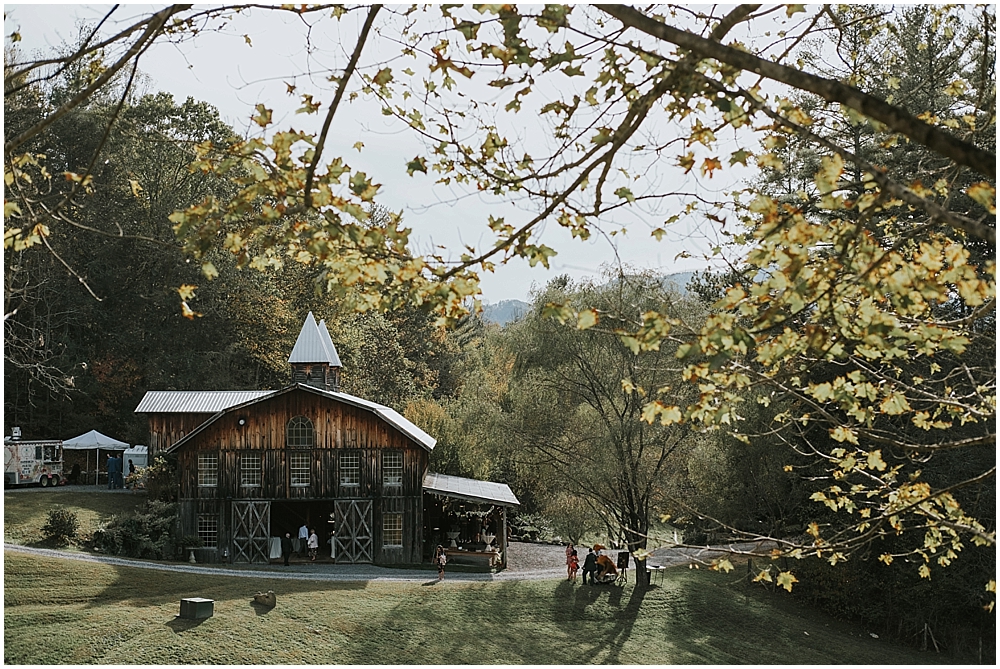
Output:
[{"xmin": 288, "ymin": 312, "xmax": 342, "ymax": 391}]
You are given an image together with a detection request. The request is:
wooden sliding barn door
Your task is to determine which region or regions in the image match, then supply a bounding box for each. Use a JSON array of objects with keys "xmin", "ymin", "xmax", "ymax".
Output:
[
  {"xmin": 333, "ymin": 499, "xmax": 373, "ymax": 563},
  {"xmin": 232, "ymin": 500, "xmax": 270, "ymax": 564}
]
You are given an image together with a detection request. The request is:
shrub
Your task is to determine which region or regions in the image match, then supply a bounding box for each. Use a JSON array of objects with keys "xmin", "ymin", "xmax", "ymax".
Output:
[
  {"xmin": 42, "ymin": 508, "xmax": 79, "ymax": 544},
  {"xmin": 144, "ymin": 456, "xmax": 178, "ymax": 502},
  {"xmin": 92, "ymin": 500, "xmax": 178, "ymax": 559},
  {"xmin": 178, "ymin": 535, "xmax": 203, "ymax": 549}
]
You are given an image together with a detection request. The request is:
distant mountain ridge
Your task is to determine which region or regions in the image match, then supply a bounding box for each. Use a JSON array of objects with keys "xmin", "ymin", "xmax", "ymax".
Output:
[
  {"xmin": 481, "ymin": 270, "xmax": 700, "ymax": 326},
  {"xmin": 481, "ymin": 300, "xmax": 529, "ymax": 326}
]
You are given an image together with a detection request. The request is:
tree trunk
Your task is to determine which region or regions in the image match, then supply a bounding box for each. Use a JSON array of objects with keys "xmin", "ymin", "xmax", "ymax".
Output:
[{"xmin": 624, "ymin": 511, "xmax": 650, "ymax": 587}]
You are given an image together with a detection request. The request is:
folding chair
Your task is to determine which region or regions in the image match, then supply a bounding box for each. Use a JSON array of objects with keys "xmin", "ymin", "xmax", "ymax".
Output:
[{"xmin": 615, "ymin": 551, "xmax": 630, "ymax": 585}]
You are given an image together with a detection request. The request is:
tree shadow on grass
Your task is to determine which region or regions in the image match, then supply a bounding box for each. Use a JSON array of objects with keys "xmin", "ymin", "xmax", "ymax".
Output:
[{"xmin": 563, "ymin": 581, "xmax": 648, "ymax": 664}]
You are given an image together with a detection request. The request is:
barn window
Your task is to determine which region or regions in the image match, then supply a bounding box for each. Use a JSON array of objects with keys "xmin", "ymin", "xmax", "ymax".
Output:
[
  {"xmin": 197, "ymin": 453, "xmax": 218, "ymax": 487},
  {"xmin": 340, "ymin": 451, "xmax": 360, "ymax": 487},
  {"xmin": 383, "ymin": 451, "xmax": 403, "ymax": 487},
  {"xmin": 383, "ymin": 512, "xmax": 403, "ymax": 547},
  {"xmin": 286, "ymin": 416, "xmax": 314, "ymax": 449},
  {"xmin": 290, "ymin": 452, "xmax": 311, "ymax": 487},
  {"xmin": 241, "ymin": 453, "xmax": 262, "ymax": 487},
  {"xmin": 198, "ymin": 514, "xmax": 218, "ymax": 547}
]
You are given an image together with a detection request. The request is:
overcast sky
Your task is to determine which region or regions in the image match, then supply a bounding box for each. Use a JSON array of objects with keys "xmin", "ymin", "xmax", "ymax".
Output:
[{"xmin": 6, "ymin": 4, "xmax": 753, "ymax": 303}]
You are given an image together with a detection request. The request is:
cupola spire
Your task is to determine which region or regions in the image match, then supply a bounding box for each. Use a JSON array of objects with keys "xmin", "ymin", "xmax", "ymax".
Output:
[{"xmin": 288, "ymin": 312, "xmax": 341, "ymax": 390}]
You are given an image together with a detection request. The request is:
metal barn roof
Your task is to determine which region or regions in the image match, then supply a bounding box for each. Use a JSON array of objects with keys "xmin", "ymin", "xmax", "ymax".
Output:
[
  {"xmin": 317, "ymin": 319, "xmax": 342, "ymax": 367},
  {"xmin": 134, "ymin": 390, "xmax": 271, "ymax": 414},
  {"xmin": 423, "ymin": 472, "xmax": 520, "ymax": 507},
  {"xmin": 288, "ymin": 311, "xmax": 341, "ymax": 366}
]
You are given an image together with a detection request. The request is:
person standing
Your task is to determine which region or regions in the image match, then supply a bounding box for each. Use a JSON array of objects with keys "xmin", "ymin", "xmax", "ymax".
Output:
[
  {"xmin": 435, "ymin": 545, "xmax": 447, "ymax": 581},
  {"xmin": 281, "ymin": 532, "xmax": 294, "ymax": 566},
  {"xmin": 106, "ymin": 454, "xmax": 115, "ymax": 489},
  {"xmin": 298, "ymin": 523, "xmax": 309, "ymax": 557},
  {"xmin": 565, "ymin": 543, "xmax": 575, "ymax": 580},
  {"xmin": 307, "ymin": 528, "xmax": 319, "ymax": 561},
  {"xmin": 582, "ymin": 547, "xmax": 598, "ymax": 585},
  {"xmin": 569, "ymin": 550, "xmax": 580, "ymax": 583}
]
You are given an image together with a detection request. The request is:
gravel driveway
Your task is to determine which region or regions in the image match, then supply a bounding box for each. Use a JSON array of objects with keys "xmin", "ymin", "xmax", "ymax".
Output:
[{"xmin": 4, "ymin": 539, "xmax": 773, "ymax": 584}]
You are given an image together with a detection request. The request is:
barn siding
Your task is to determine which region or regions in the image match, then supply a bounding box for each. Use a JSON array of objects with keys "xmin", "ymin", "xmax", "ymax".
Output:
[{"xmin": 168, "ymin": 387, "xmax": 429, "ymax": 565}]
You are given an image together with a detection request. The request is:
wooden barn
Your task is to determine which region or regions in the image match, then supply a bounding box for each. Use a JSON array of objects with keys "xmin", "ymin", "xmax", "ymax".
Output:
[{"xmin": 135, "ymin": 313, "xmax": 518, "ymax": 568}]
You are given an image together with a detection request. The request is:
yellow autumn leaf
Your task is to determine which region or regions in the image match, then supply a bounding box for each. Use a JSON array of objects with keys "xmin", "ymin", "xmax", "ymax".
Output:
[
  {"xmin": 180, "ymin": 301, "xmax": 201, "ymax": 320},
  {"xmin": 866, "ymin": 449, "xmax": 887, "ymax": 472},
  {"xmin": 829, "ymin": 425, "xmax": 859, "ymax": 445},
  {"xmin": 966, "ymin": 182, "xmax": 996, "ymax": 214},
  {"xmin": 177, "ymin": 284, "xmax": 198, "ymax": 301},
  {"xmin": 753, "ymin": 568, "xmax": 773, "ymax": 583},
  {"xmin": 814, "ymin": 153, "xmax": 844, "ymax": 195},
  {"xmin": 576, "ymin": 308, "xmax": 599, "ymax": 330},
  {"xmin": 776, "ymin": 571, "xmax": 798, "ymax": 592},
  {"xmin": 713, "ymin": 558, "xmax": 734, "ymax": 573},
  {"xmin": 880, "ymin": 392, "xmax": 911, "ymax": 416},
  {"xmin": 656, "ymin": 405, "xmax": 683, "ymax": 426}
]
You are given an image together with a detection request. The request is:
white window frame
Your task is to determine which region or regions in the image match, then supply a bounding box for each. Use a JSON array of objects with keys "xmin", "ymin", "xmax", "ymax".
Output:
[
  {"xmin": 290, "ymin": 452, "xmax": 311, "ymax": 487},
  {"xmin": 382, "ymin": 451, "xmax": 403, "ymax": 488},
  {"xmin": 286, "ymin": 415, "xmax": 314, "ymax": 448},
  {"xmin": 340, "ymin": 451, "xmax": 360, "ymax": 487},
  {"xmin": 241, "ymin": 452, "xmax": 262, "ymax": 487},
  {"xmin": 383, "ymin": 512, "xmax": 403, "ymax": 548},
  {"xmin": 198, "ymin": 514, "xmax": 218, "ymax": 548},
  {"xmin": 197, "ymin": 453, "xmax": 218, "ymax": 487}
]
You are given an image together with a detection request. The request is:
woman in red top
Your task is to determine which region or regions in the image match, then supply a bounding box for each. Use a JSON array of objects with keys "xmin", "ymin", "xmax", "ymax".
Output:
[
  {"xmin": 569, "ymin": 550, "xmax": 580, "ymax": 582},
  {"xmin": 565, "ymin": 543, "xmax": 575, "ymax": 580}
]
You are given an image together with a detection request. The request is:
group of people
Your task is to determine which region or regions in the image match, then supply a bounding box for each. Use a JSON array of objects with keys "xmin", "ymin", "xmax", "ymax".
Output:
[
  {"xmin": 105, "ymin": 454, "xmax": 136, "ymax": 489},
  {"xmin": 279, "ymin": 524, "xmax": 321, "ymax": 565},
  {"xmin": 565, "ymin": 543, "xmax": 618, "ymax": 585}
]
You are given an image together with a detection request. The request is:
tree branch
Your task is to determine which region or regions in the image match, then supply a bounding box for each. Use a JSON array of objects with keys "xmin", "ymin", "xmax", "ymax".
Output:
[
  {"xmin": 302, "ymin": 4, "xmax": 381, "ymax": 210},
  {"xmin": 599, "ymin": 4, "xmax": 996, "ymax": 179},
  {"xmin": 5, "ymin": 4, "xmax": 191, "ymax": 155}
]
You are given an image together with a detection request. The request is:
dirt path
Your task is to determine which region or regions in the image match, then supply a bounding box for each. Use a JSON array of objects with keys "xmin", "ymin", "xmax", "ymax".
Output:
[{"xmin": 4, "ymin": 540, "xmax": 773, "ymax": 584}]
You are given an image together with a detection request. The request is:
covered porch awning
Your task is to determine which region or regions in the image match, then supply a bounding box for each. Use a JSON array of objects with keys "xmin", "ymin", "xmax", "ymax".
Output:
[
  {"xmin": 422, "ymin": 472, "xmax": 520, "ymax": 507},
  {"xmin": 422, "ymin": 472, "xmax": 519, "ymax": 571}
]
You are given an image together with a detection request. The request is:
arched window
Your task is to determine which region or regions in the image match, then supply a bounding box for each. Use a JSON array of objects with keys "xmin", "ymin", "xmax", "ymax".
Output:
[{"xmin": 286, "ymin": 416, "xmax": 314, "ymax": 449}]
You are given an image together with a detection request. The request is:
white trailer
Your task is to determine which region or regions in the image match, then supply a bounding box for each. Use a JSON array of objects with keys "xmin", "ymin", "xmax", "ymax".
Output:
[{"xmin": 4, "ymin": 428, "xmax": 65, "ymax": 487}]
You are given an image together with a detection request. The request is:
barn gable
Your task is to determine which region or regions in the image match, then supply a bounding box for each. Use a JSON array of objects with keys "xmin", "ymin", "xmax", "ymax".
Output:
[{"xmin": 163, "ymin": 384, "xmax": 435, "ymax": 455}]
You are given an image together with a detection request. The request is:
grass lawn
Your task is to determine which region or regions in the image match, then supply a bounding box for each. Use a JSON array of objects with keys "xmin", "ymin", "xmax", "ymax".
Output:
[
  {"xmin": 4, "ymin": 551, "xmax": 945, "ymax": 665},
  {"xmin": 3, "ymin": 490, "xmax": 146, "ymax": 546}
]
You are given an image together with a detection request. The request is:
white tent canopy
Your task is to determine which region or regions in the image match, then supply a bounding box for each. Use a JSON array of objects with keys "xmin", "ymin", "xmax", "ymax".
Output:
[
  {"xmin": 62, "ymin": 430, "xmax": 129, "ymax": 487},
  {"xmin": 63, "ymin": 430, "xmax": 129, "ymax": 449}
]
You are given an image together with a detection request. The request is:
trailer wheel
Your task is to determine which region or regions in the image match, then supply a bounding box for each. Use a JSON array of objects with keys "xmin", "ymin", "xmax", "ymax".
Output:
[
  {"xmin": 39, "ymin": 476, "xmax": 49, "ymax": 488},
  {"xmin": 51, "ymin": 475, "xmax": 60, "ymax": 486}
]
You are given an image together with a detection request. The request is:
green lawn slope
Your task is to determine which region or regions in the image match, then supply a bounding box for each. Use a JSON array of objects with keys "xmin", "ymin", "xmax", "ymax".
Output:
[
  {"xmin": 4, "ymin": 551, "xmax": 944, "ymax": 665},
  {"xmin": 4, "ymin": 490, "xmax": 145, "ymax": 546}
]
